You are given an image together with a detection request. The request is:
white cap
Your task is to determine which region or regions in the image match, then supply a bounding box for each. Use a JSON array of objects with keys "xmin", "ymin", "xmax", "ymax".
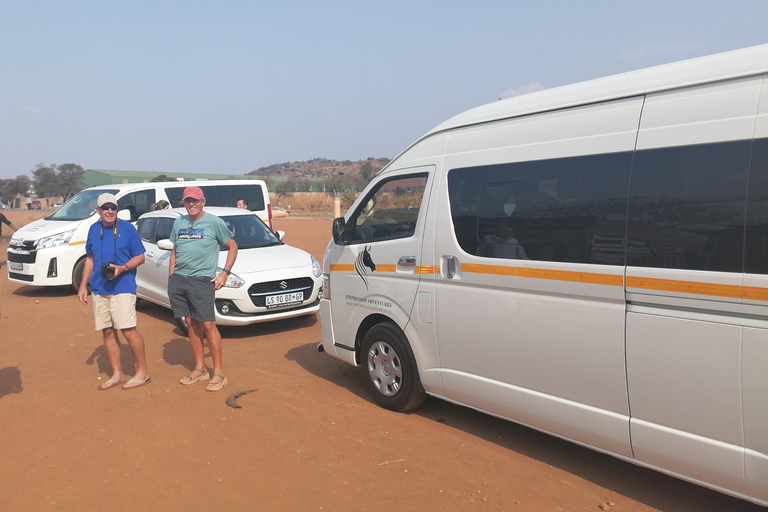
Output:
[{"xmin": 97, "ymin": 193, "xmax": 118, "ymax": 208}]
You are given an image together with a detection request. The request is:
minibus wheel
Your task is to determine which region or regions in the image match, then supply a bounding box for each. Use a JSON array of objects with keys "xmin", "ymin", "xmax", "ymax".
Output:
[
  {"xmin": 71, "ymin": 257, "xmax": 90, "ymax": 294},
  {"xmin": 360, "ymin": 322, "xmax": 426, "ymax": 412}
]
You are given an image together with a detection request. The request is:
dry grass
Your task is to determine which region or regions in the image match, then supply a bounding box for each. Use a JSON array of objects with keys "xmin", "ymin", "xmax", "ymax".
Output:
[{"xmin": 270, "ymin": 192, "xmax": 357, "ymax": 216}]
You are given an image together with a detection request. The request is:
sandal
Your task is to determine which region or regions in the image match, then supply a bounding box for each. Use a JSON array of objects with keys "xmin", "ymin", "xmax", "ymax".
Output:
[
  {"xmin": 180, "ymin": 366, "xmax": 209, "ymax": 385},
  {"xmin": 206, "ymin": 371, "xmax": 228, "ymax": 392}
]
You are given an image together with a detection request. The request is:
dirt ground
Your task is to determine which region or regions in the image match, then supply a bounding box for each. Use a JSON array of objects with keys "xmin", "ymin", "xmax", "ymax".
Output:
[{"xmin": 0, "ymin": 210, "xmax": 763, "ymax": 512}]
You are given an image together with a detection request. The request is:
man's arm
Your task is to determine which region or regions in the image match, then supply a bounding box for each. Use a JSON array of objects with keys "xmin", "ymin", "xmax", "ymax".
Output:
[
  {"xmin": 212, "ymin": 238, "xmax": 238, "ymax": 290},
  {"xmin": 77, "ymin": 255, "xmax": 95, "ymax": 305},
  {"xmin": 110, "ymin": 253, "xmax": 145, "ymax": 279},
  {"xmin": 169, "ymin": 246, "xmax": 176, "ymax": 275}
]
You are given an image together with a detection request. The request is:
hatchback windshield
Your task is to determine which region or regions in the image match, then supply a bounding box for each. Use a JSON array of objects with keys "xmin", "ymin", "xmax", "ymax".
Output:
[
  {"xmin": 220, "ymin": 214, "xmax": 281, "ymax": 250},
  {"xmin": 49, "ymin": 189, "xmax": 118, "ymax": 221}
]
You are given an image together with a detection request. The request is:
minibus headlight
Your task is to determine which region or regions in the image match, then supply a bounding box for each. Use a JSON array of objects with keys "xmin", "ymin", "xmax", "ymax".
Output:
[
  {"xmin": 215, "ymin": 267, "xmax": 245, "ymax": 288},
  {"xmin": 37, "ymin": 230, "xmax": 75, "ymax": 249},
  {"xmin": 311, "ymin": 256, "xmax": 322, "ymax": 278}
]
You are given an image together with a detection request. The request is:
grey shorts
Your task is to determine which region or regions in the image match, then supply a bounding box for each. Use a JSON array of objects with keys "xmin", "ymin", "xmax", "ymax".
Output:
[{"xmin": 168, "ymin": 273, "xmax": 216, "ymax": 322}]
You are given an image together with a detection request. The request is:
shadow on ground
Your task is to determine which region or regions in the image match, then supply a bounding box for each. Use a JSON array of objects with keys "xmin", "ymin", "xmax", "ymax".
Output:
[
  {"xmin": 286, "ymin": 341, "xmax": 762, "ymax": 512},
  {"xmin": 0, "ymin": 367, "xmax": 23, "ymax": 398}
]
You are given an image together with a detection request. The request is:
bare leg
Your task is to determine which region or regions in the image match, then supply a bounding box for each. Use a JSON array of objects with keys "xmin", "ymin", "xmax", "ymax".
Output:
[
  {"xmin": 203, "ymin": 321, "xmax": 223, "ymax": 382},
  {"xmin": 102, "ymin": 327, "xmax": 123, "ymax": 381},
  {"xmin": 121, "ymin": 327, "xmax": 148, "ymax": 381},
  {"xmin": 186, "ymin": 318, "xmax": 207, "ymax": 378}
]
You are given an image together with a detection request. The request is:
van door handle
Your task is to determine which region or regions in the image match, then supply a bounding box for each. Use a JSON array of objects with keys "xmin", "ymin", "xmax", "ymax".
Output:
[
  {"xmin": 398, "ymin": 256, "xmax": 416, "ymax": 266},
  {"xmin": 446, "ymin": 255, "xmax": 456, "ymax": 279}
]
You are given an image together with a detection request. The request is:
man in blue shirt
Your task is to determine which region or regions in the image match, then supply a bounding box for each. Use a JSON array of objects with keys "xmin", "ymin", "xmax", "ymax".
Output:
[{"xmin": 77, "ymin": 193, "xmax": 150, "ymax": 390}]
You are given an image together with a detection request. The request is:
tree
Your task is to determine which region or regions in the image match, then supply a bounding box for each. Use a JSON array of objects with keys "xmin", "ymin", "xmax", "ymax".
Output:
[
  {"xmin": 360, "ymin": 161, "xmax": 375, "ymax": 183},
  {"xmin": 32, "ymin": 163, "xmax": 85, "ymax": 198},
  {"xmin": 0, "ymin": 175, "xmax": 30, "ymax": 197},
  {"xmin": 56, "ymin": 163, "xmax": 85, "ymax": 198},
  {"xmin": 151, "ymin": 174, "xmax": 176, "ymax": 182}
]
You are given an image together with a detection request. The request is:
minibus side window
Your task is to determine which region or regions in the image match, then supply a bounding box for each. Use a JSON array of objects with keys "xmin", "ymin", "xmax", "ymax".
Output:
[
  {"xmin": 212, "ymin": 184, "xmax": 266, "ymax": 210},
  {"xmin": 627, "ymin": 140, "xmax": 751, "ymax": 272},
  {"xmin": 449, "ymin": 152, "xmax": 633, "ymax": 265},
  {"xmin": 347, "ymin": 174, "xmax": 428, "ymax": 244},
  {"xmin": 118, "ymin": 189, "xmax": 156, "ymax": 221},
  {"xmin": 744, "ymin": 138, "xmax": 768, "ymax": 274}
]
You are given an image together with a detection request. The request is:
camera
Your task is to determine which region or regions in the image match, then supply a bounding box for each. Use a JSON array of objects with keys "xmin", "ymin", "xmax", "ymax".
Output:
[{"xmin": 101, "ymin": 262, "xmax": 116, "ymax": 279}]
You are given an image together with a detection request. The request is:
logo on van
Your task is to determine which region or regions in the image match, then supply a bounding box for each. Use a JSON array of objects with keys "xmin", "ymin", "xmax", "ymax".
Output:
[{"xmin": 355, "ymin": 245, "xmax": 376, "ymax": 289}]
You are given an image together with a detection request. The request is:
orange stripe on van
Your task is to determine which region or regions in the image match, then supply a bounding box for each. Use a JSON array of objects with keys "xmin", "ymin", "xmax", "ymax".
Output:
[
  {"xmin": 68, "ymin": 241, "xmax": 86, "ymax": 246},
  {"xmin": 463, "ymin": 263, "xmax": 624, "ymax": 287},
  {"xmin": 416, "ymin": 266, "xmax": 440, "ymax": 274},
  {"xmin": 376, "ymin": 264, "xmax": 397, "ymax": 272},
  {"xmin": 626, "ymin": 276, "xmax": 768, "ymax": 301},
  {"xmin": 329, "ymin": 264, "xmax": 354, "ymax": 271}
]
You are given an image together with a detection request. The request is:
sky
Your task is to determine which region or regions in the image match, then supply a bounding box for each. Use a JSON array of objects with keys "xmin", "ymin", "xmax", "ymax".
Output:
[{"xmin": 1, "ymin": 0, "xmax": 767, "ymax": 180}]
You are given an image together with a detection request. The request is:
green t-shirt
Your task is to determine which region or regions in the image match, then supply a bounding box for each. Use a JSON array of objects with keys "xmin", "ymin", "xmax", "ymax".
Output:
[{"xmin": 170, "ymin": 212, "xmax": 233, "ymax": 278}]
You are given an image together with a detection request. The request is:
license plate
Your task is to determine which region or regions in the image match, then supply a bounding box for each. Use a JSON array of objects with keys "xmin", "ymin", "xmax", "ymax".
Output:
[
  {"xmin": 265, "ymin": 291, "xmax": 304, "ymax": 308},
  {"xmin": 10, "ymin": 262, "xmax": 23, "ymax": 271}
]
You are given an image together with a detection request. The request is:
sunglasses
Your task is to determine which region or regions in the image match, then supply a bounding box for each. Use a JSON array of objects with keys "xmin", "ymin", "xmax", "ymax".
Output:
[{"xmin": 100, "ymin": 205, "xmax": 118, "ymax": 211}]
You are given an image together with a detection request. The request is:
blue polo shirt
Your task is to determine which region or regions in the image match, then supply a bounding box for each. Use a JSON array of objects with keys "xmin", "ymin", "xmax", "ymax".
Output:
[{"xmin": 85, "ymin": 219, "xmax": 145, "ymax": 295}]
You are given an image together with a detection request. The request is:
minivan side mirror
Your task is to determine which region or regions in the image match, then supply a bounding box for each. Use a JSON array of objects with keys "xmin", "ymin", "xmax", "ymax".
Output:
[
  {"xmin": 332, "ymin": 217, "xmax": 348, "ymax": 245},
  {"xmin": 157, "ymin": 239, "xmax": 174, "ymax": 251},
  {"xmin": 117, "ymin": 209, "xmax": 131, "ymax": 221}
]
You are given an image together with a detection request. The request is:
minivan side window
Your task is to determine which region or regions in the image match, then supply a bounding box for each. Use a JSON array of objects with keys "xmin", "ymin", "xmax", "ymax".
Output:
[
  {"xmin": 347, "ymin": 174, "xmax": 428, "ymax": 244},
  {"xmin": 449, "ymin": 152, "xmax": 633, "ymax": 265},
  {"xmin": 163, "ymin": 184, "xmax": 265, "ymax": 211},
  {"xmin": 118, "ymin": 189, "xmax": 156, "ymax": 221},
  {"xmin": 627, "ymin": 140, "xmax": 751, "ymax": 272}
]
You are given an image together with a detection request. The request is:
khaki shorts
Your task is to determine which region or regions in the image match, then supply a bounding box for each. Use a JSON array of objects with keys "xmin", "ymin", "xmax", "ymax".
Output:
[{"xmin": 92, "ymin": 293, "xmax": 137, "ymax": 330}]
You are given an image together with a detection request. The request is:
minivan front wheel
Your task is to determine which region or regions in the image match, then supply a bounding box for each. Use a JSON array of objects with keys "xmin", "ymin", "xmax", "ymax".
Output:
[
  {"xmin": 360, "ymin": 322, "xmax": 426, "ymax": 412},
  {"xmin": 175, "ymin": 316, "xmax": 190, "ymax": 335}
]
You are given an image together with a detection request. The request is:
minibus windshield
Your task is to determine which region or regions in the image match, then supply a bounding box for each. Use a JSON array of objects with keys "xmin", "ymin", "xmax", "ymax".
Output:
[{"xmin": 48, "ymin": 189, "xmax": 119, "ymax": 221}]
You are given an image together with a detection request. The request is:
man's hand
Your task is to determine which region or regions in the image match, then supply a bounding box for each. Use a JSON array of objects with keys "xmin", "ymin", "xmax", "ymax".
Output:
[
  {"xmin": 77, "ymin": 286, "xmax": 89, "ymax": 305},
  {"xmin": 109, "ymin": 263, "xmax": 127, "ymax": 279},
  {"xmin": 211, "ymin": 271, "xmax": 228, "ymax": 291}
]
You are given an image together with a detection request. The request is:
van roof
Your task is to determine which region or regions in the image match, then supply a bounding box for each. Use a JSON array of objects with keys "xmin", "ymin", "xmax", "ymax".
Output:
[
  {"xmin": 86, "ymin": 179, "xmax": 267, "ymax": 192},
  {"xmin": 427, "ymin": 44, "xmax": 768, "ymax": 135}
]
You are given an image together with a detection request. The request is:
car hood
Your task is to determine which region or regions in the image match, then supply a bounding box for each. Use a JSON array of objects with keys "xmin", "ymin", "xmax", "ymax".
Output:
[
  {"xmin": 224, "ymin": 244, "xmax": 313, "ymax": 275},
  {"xmin": 13, "ymin": 218, "xmax": 81, "ymax": 241}
]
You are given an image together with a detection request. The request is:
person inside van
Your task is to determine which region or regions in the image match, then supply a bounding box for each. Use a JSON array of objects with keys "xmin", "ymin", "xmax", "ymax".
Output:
[
  {"xmin": 476, "ymin": 216, "xmax": 528, "ymax": 260},
  {"xmin": 151, "ymin": 200, "xmax": 170, "ymax": 211},
  {"xmin": 236, "ymin": 198, "xmax": 248, "ymax": 209}
]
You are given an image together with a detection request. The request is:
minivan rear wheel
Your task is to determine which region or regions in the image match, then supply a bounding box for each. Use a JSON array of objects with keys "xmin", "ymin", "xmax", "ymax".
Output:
[{"xmin": 360, "ymin": 322, "xmax": 426, "ymax": 412}]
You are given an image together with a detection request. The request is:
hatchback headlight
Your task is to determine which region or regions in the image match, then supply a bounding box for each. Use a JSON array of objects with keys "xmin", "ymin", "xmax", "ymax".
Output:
[
  {"xmin": 311, "ymin": 256, "xmax": 322, "ymax": 278},
  {"xmin": 215, "ymin": 267, "xmax": 245, "ymax": 288},
  {"xmin": 37, "ymin": 230, "xmax": 75, "ymax": 249}
]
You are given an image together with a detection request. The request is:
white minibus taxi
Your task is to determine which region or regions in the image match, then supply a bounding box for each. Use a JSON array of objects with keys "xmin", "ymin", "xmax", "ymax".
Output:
[
  {"xmin": 319, "ymin": 44, "xmax": 768, "ymax": 506},
  {"xmin": 7, "ymin": 179, "xmax": 271, "ymax": 291}
]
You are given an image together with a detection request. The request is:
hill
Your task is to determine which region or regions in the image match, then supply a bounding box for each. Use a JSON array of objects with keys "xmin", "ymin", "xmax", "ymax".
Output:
[{"xmin": 248, "ymin": 157, "xmax": 390, "ymax": 179}]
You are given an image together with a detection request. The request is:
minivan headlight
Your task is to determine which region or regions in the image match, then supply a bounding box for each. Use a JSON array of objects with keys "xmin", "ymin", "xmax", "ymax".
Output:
[
  {"xmin": 311, "ymin": 256, "xmax": 322, "ymax": 278},
  {"xmin": 37, "ymin": 230, "xmax": 75, "ymax": 249},
  {"xmin": 215, "ymin": 267, "xmax": 245, "ymax": 288}
]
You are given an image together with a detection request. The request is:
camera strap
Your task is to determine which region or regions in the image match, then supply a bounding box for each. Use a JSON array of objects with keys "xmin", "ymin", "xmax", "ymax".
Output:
[{"xmin": 100, "ymin": 221, "xmax": 118, "ymax": 265}]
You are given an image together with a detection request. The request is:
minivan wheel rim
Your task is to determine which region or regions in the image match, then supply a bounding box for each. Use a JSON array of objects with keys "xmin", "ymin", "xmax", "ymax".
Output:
[{"xmin": 367, "ymin": 341, "xmax": 402, "ymax": 396}]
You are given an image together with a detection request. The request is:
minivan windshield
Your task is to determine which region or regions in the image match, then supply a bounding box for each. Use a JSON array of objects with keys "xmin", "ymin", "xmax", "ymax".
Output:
[
  {"xmin": 48, "ymin": 189, "xmax": 119, "ymax": 221},
  {"xmin": 220, "ymin": 214, "xmax": 281, "ymax": 250}
]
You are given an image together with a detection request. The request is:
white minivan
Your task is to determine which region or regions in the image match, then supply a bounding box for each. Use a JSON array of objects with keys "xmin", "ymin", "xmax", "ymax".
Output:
[
  {"xmin": 7, "ymin": 179, "xmax": 271, "ymax": 291},
  {"xmin": 319, "ymin": 45, "xmax": 768, "ymax": 506}
]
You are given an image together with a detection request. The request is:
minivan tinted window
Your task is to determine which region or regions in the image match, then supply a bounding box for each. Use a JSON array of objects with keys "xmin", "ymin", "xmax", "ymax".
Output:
[{"xmin": 164, "ymin": 184, "xmax": 265, "ymax": 211}]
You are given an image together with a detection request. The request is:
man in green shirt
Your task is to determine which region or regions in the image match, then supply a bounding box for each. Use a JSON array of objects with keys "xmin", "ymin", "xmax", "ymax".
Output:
[{"xmin": 169, "ymin": 187, "xmax": 238, "ymax": 392}]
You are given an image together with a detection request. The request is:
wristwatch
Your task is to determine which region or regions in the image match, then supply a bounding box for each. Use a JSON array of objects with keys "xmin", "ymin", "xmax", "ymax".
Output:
[{"xmin": 222, "ymin": 269, "xmax": 231, "ymax": 275}]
